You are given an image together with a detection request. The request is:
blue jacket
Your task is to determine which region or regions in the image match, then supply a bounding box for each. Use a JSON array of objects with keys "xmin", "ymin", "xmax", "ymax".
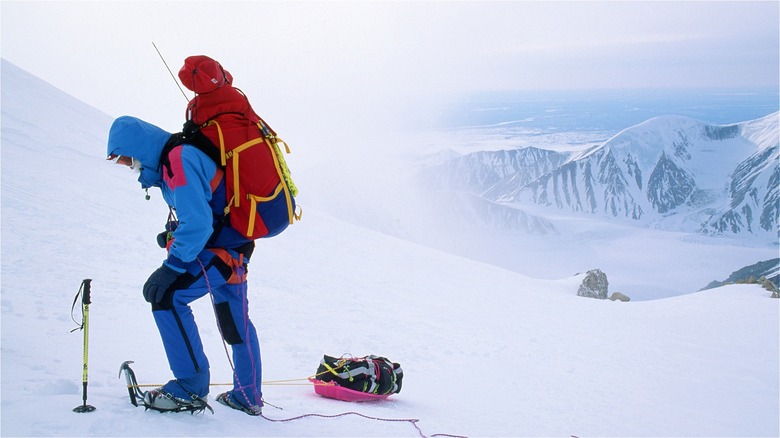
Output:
[{"xmin": 107, "ymin": 116, "xmax": 250, "ymax": 272}]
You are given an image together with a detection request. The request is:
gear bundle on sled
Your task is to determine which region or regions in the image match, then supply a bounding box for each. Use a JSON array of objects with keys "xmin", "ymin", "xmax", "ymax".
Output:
[{"xmin": 310, "ymin": 355, "xmax": 403, "ymax": 402}]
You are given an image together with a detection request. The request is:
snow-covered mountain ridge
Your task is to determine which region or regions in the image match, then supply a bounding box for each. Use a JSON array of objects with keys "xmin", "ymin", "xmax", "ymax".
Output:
[
  {"xmin": 426, "ymin": 112, "xmax": 779, "ymax": 240},
  {"xmin": 1, "ymin": 57, "xmax": 779, "ymax": 438}
]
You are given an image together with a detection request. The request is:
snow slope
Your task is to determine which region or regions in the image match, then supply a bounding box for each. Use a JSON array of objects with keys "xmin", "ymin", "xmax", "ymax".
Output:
[{"xmin": 1, "ymin": 59, "xmax": 779, "ymax": 437}]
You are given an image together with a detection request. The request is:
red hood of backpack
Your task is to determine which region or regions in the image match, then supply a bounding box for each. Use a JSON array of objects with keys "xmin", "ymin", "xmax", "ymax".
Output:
[
  {"xmin": 186, "ymin": 85, "xmax": 261, "ymax": 125},
  {"xmin": 179, "ymin": 55, "xmax": 260, "ymax": 125},
  {"xmin": 179, "ymin": 55, "xmax": 233, "ymax": 94}
]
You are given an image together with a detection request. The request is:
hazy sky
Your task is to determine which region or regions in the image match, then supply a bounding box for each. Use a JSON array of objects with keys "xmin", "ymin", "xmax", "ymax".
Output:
[{"xmin": 2, "ymin": 1, "xmax": 779, "ymax": 135}]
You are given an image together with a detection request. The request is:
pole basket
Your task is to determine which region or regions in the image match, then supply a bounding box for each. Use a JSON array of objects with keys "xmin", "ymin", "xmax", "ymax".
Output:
[{"xmin": 73, "ymin": 402, "xmax": 96, "ymax": 413}]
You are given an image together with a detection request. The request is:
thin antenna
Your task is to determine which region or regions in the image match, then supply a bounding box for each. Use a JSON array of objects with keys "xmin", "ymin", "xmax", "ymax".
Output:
[{"xmin": 152, "ymin": 42, "xmax": 189, "ymax": 102}]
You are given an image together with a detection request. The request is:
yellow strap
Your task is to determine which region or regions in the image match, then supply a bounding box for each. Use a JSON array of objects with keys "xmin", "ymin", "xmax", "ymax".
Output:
[
  {"xmin": 231, "ymin": 137, "xmax": 266, "ymax": 209},
  {"xmin": 321, "ymin": 360, "xmax": 353, "ymax": 381},
  {"xmin": 205, "ymin": 120, "xmax": 227, "ymax": 167},
  {"xmin": 203, "ymin": 119, "xmax": 299, "ymax": 236},
  {"xmin": 232, "ymin": 137, "xmax": 266, "ymax": 154},
  {"xmin": 322, "ymin": 362, "xmax": 340, "ymax": 377},
  {"xmin": 210, "ymin": 119, "xmax": 267, "ymax": 209},
  {"xmin": 233, "ymin": 151, "xmax": 241, "ymax": 208},
  {"xmin": 247, "ymin": 184, "xmax": 284, "ymax": 203},
  {"xmin": 246, "ymin": 184, "xmax": 285, "ymax": 236},
  {"xmin": 276, "ymin": 137, "xmax": 291, "ymax": 154}
]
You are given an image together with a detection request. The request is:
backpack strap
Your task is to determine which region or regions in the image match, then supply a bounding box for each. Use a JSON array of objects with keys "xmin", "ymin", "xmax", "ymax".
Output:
[
  {"xmin": 160, "ymin": 130, "xmax": 222, "ymax": 179},
  {"xmin": 160, "ymin": 130, "xmax": 230, "ymax": 248},
  {"xmin": 160, "ymin": 133, "xmax": 184, "ymax": 179}
]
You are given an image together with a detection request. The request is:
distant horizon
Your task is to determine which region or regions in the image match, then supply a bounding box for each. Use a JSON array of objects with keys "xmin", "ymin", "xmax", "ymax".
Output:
[
  {"xmin": 439, "ymin": 86, "xmax": 779, "ymax": 131},
  {"xmin": 447, "ymin": 85, "xmax": 780, "ymax": 101}
]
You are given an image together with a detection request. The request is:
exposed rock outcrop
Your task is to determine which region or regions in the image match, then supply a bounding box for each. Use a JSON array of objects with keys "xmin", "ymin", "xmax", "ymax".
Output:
[
  {"xmin": 609, "ymin": 292, "xmax": 631, "ymax": 302},
  {"xmin": 578, "ymin": 269, "xmax": 608, "ymax": 299}
]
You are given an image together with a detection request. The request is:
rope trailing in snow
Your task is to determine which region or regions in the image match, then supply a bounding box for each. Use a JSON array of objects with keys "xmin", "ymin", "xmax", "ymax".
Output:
[
  {"xmin": 125, "ymin": 375, "xmax": 468, "ymax": 438},
  {"xmin": 259, "ymin": 410, "xmax": 467, "ymax": 438}
]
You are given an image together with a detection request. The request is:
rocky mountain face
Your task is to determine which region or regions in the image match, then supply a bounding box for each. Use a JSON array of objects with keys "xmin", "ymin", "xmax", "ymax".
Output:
[
  {"xmin": 428, "ymin": 147, "xmax": 570, "ymax": 195},
  {"xmin": 424, "ymin": 113, "xmax": 779, "ymax": 239},
  {"xmin": 700, "ymin": 116, "xmax": 780, "ymax": 235},
  {"xmin": 702, "ymin": 258, "xmax": 780, "ymax": 290}
]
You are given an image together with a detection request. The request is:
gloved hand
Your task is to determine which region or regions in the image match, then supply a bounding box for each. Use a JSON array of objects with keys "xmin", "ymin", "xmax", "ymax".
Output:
[
  {"xmin": 156, "ymin": 220, "xmax": 178, "ymax": 249},
  {"xmin": 143, "ymin": 264, "xmax": 182, "ymax": 303},
  {"xmin": 156, "ymin": 231, "xmax": 170, "ymax": 249}
]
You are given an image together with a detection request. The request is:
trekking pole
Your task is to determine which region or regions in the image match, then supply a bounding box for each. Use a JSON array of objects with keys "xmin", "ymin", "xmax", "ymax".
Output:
[
  {"xmin": 72, "ymin": 279, "xmax": 96, "ymax": 413},
  {"xmin": 152, "ymin": 42, "xmax": 190, "ymax": 102}
]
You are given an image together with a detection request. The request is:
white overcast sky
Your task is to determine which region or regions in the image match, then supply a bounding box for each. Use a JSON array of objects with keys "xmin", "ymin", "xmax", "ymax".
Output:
[{"xmin": 2, "ymin": 1, "xmax": 778, "ymax": 135}]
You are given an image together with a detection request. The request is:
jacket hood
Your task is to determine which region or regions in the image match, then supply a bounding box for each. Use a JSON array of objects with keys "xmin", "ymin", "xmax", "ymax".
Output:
[{"xmin": 107, "ymin": 116, "xmax": 172, "ymax": 189}]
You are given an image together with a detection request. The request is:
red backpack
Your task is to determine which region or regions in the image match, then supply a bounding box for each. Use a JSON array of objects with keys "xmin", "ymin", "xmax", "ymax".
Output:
[{"xmin": 169, "ymin": 56, "xmax": 299, "ymax": 239}]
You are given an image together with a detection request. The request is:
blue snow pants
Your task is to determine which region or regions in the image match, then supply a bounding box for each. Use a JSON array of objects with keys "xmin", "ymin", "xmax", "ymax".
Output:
[{"xmin": 151, "ymin": 248, "xmax": 262, "ymax": 407}]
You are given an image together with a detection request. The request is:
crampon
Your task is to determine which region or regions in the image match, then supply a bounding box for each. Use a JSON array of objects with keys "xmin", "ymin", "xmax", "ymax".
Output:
[{"xmin": 119, "ymin": 361, "xmax": 213, "ymax": 414}]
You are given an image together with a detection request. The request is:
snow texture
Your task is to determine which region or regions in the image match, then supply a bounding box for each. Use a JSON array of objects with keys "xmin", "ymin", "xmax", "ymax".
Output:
[{"xmin": 1, "ymin": 58, "xmax": 779, "ymax": 437}]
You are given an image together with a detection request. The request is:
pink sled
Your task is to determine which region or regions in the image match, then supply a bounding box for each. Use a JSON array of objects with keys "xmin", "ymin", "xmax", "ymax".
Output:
[{"xmin": 309, "ymin": 378, "xmax": 394, "ymax": 402}]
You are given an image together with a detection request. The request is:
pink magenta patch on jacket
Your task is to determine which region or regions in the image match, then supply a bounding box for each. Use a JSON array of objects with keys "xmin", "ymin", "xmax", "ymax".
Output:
[{"xmin": 164, "ymin": 146, "xmax": 187, "ymax": 189}]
